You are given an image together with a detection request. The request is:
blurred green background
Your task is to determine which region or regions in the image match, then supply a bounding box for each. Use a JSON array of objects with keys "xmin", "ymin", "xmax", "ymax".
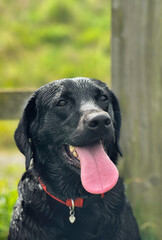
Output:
[
  {"xmin": 0, "ymin": 0, "xmax": 111, "ymax": 89},
  {"xmin": 0, "ymin": 0, "xmax": 159, "ymax": 239},
  {"xmin": 0, "ymin": 0, "xmax": 111, "ymax": 239}
]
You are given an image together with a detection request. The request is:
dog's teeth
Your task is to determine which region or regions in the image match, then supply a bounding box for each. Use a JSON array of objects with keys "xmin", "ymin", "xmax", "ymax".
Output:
[
  {"xmin": 72, "ymin": 151, "xmax": 78, "ymax": 158},
  {"xmin": 69, "ymin": 146, "xmax": 79, "ymax": 159},
  {"xmin": 69, "ymin": 146, "xmax": 75, "ymax": 153}
]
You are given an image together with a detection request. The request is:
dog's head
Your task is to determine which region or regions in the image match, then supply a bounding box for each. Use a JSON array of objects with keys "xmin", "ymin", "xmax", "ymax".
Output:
[{"xmin": 15, "ymin": 78, "xmax": 122, "ymax": 195}]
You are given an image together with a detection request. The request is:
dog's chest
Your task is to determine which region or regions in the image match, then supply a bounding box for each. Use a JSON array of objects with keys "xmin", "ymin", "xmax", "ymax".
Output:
[{"xmin": 48, "ymin": 204, "xmax": 109, "ymax": 240}]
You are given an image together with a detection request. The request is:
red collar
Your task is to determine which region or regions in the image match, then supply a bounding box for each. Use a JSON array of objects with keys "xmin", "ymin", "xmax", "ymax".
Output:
[{"xmin": 38, "ymin": 178, "xmax": 104, "ymax": 208}]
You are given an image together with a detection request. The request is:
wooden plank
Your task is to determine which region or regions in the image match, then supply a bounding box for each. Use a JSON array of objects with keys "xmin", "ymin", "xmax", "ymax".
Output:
[
  {"xmin": 112, "ymin": 0, "xmax": 162, "ymax": 238},
  {"xmin": 0, "ymin": 90, "xmax": 34, "ymax": 119}
]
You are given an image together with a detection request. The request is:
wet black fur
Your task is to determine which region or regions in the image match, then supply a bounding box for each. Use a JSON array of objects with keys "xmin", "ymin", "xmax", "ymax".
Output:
[{"xmin": 8, "ymin": 78, "xmax": 140, "ymax": 240}]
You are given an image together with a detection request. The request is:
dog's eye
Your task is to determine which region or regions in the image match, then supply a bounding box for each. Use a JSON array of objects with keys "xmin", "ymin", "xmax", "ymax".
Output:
[
  {"xmin": 99, "ymin": 95, "xmax": 108, "ymax": 102},
  {"xmin": 57, "ymin": 100, "xmax": 68, "ymax": 107}
]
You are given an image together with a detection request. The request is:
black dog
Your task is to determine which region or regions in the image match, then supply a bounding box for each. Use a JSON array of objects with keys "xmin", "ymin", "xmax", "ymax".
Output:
[{"xmin": 8, "ymin": 77, "xmax": 140, "ymax": 240}]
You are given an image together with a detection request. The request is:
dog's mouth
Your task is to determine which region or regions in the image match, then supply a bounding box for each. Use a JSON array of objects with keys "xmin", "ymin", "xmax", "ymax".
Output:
[
  {"xmin": 63, "ymin": 142, "xmax": 119, "ymax": 195},
  {"xmin": 63, "ymin": 144, "xmax": 81, "ymax": 168}
]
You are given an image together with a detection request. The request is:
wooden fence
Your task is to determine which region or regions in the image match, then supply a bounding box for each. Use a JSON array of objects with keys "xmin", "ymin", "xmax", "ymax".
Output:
[
  {"xmin": 0, "ymin": 90, "xmax": 33, "ymax": 119},
  {"xmin": 112, "ymin": 0, "xmax": 162, "ymax": 238}
]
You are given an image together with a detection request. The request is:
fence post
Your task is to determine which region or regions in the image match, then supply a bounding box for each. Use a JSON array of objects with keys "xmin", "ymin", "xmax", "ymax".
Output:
[
  {"xmin": 111, "ymin": 0, "xmax": 162, "ymax": 237},
  {"xmin": 0, "ymin": 91, "xmax": 33, "ymax": 119}
]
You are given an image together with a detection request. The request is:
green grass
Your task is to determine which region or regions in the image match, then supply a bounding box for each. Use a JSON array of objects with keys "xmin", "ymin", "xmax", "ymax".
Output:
[{"xmin": 0, "ymin": 162, "xmax": 24, "ymax": 239}]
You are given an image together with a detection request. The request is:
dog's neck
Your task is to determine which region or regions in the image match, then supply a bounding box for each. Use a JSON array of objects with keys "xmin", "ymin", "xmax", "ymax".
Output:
[
  {"xmin": 38, "ymin": 176, "xmax": 104, "ymax": 208},
  {"xmin": 32, "ymin": 147, "xmax": 89, "ymax": 199}
]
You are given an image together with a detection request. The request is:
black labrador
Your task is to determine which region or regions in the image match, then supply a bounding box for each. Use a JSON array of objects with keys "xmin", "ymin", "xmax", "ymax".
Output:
[{"xmin": 8, "ymin": 77, "xmax": 141, "ymax": 240}]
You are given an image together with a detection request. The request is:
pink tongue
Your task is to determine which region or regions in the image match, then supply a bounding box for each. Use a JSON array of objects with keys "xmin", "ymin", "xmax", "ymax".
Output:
[{"xmin": 75, "ymin": 143, "xmax": 119, "ymax": 194}]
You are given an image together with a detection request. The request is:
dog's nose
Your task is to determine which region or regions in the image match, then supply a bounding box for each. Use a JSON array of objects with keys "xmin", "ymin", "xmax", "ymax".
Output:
[{"xmin": 85, "ymin": 112, "xmax": 111, "ymax": 130}]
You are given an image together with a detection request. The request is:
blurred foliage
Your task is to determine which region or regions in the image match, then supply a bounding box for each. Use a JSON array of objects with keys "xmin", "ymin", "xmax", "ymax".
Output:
[
  {"xmin": 0, "ymin": 162, "xmax": 24, "ymax": 239},
  {"xmin": 0, "ymin": 121, "xmax": 18, "ymax": 150},
  {"xmin": 0, "ymin": 0, "xmax": 111, "ymax": 89}
]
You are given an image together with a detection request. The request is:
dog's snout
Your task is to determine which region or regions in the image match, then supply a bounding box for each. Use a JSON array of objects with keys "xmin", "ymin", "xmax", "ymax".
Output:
[{"xmin": 85, "ymin": 112, "xmax": 111, "ymax": 130}]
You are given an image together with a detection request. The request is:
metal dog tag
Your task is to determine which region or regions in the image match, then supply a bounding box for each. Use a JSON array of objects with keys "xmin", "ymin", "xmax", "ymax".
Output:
[
  {"xmin": 69, "ymin": 213, "xmax": 76, "ymax": 223},
  {"xmin": 69, "ymin": 199, "xmax": 76, "ymax": 223}
]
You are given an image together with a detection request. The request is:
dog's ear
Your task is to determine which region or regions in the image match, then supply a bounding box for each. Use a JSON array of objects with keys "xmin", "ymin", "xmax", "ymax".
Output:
[
  {"xmin": 109, "ymin": 90, "xmax": 122, "ymax": 156},
  {"xmin": 14, "ymin": 93, "xmax": 37, "ymax": 170}
]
